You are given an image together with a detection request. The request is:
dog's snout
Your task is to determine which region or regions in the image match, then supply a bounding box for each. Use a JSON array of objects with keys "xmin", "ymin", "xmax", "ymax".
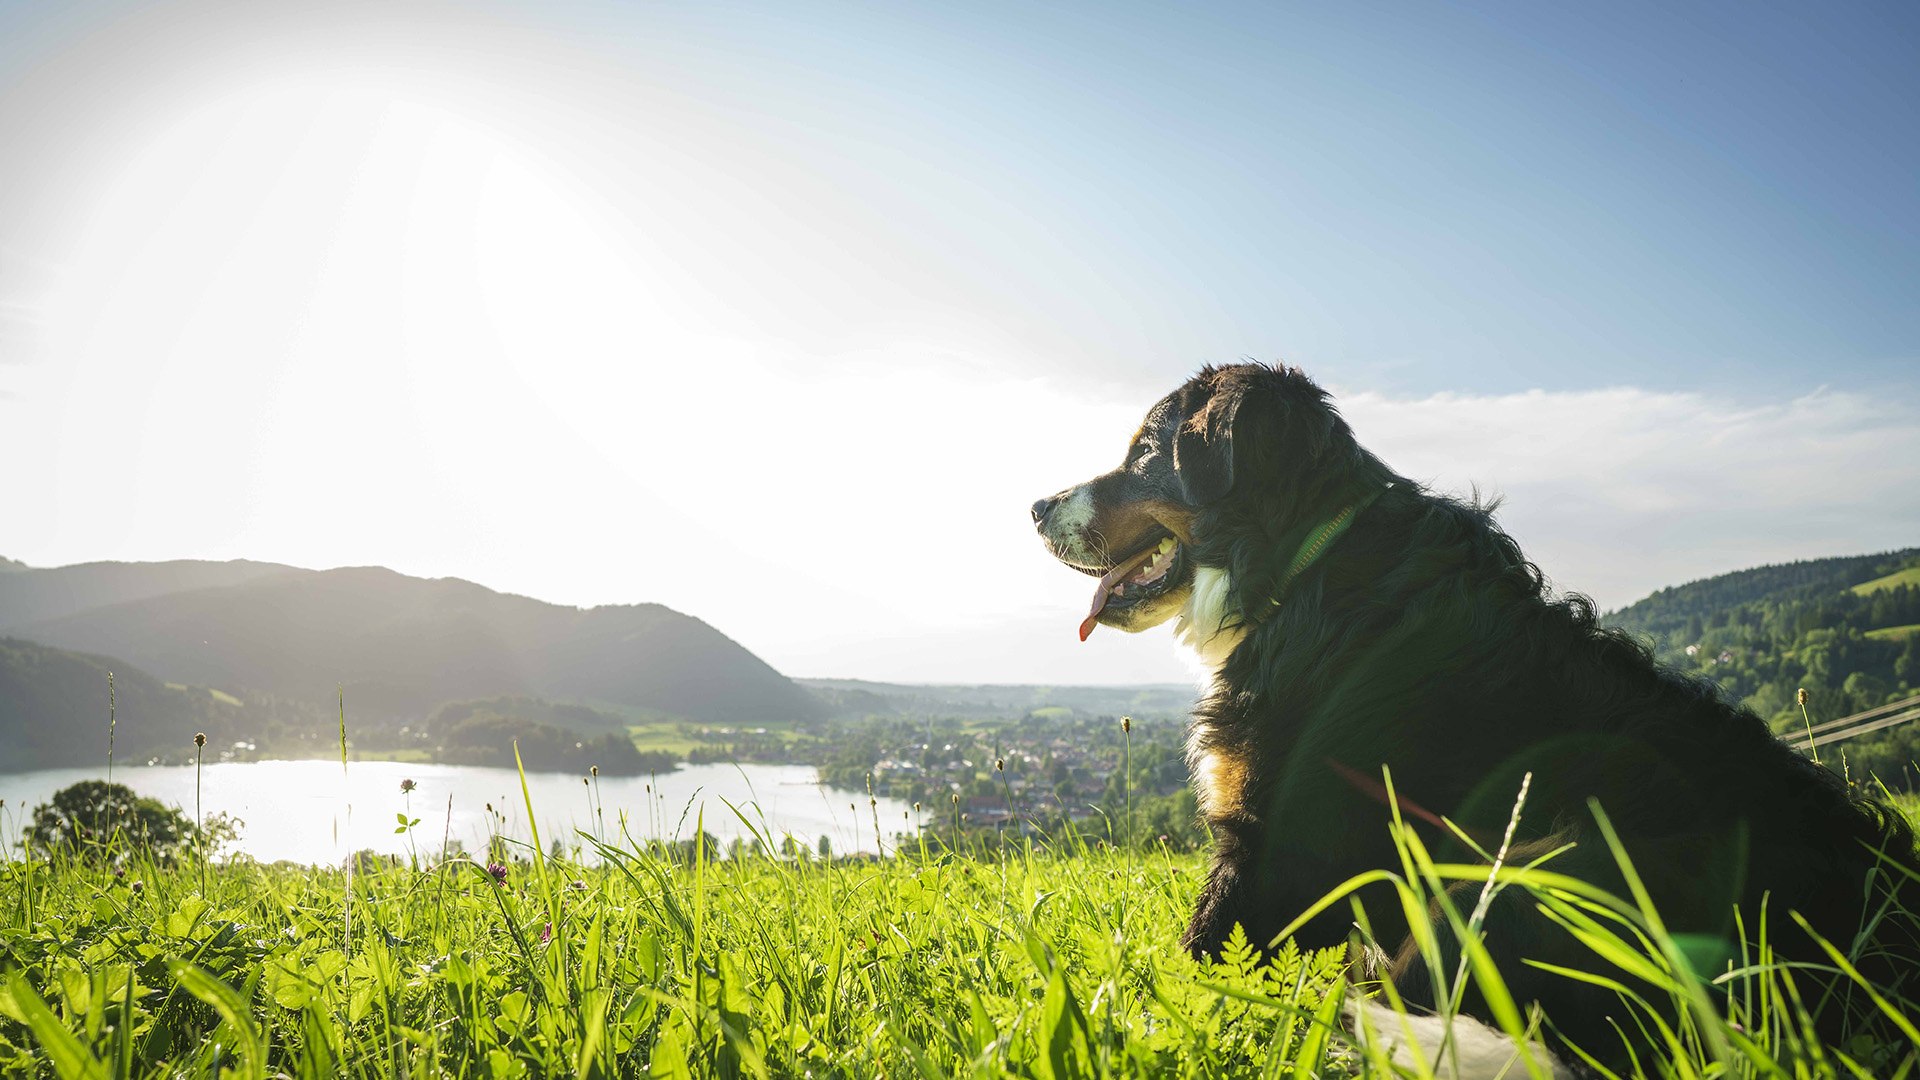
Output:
[{"xmin": 1031, "ymin": 496, "xmax": 1058, "ymax": 526}]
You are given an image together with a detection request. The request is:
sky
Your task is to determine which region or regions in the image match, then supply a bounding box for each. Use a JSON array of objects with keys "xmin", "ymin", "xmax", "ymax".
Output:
[{"xmin": 0, "ymin": 0, "xmax": 1914, "ymax": 685}]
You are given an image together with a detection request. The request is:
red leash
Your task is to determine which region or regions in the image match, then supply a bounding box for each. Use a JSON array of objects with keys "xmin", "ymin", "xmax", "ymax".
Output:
[{"xmin": 1327, "ymin": 758, "xmax": 1453, "ymax": 833}]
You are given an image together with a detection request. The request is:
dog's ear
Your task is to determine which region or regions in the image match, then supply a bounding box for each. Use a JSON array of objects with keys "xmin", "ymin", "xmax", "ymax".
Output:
[{"xmin": 1173, "ymin": 379, "xmax": 1242, "ymax": 506}]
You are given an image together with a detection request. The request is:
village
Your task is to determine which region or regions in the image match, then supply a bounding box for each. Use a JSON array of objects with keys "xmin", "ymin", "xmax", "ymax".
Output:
[{"xmin": 815, "ymin": 709, "xmax": 1201, "ymax": 846}]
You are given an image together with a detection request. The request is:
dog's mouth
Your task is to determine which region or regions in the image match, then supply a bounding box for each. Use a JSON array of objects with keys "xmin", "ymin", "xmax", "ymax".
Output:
[{"xmin": 1079, "ymin": 532, "xmax": 1189, "ymax": 641}]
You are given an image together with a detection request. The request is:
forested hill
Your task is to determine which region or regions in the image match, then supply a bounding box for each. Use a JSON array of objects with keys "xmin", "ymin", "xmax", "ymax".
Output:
[
  {"xmin": 0, "ymin": 638, "xmax": 246, "ymax": 771},
  {"xmin": 1603, "ymin": 547, "xmax": 1920, "ymax": 787},
  {"xmin": 0, "ymin": 558, "xmax": 824, "ymax": 735},
  {"xmin": 0, "ymin": 557, "xmax": 297, "ymax": 630}
]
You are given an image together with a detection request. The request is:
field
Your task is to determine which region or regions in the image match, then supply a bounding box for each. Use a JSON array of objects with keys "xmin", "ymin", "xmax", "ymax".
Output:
[
  {"xmin": 4, "ymin": 778, "xmax": 1919, "ymax": 1080},
  {"xmin": 1852, "ymin": 565, "xmax": 1920, "ymax": 596}
]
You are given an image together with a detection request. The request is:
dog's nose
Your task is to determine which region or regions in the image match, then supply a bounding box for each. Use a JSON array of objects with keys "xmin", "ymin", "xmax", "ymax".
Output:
[{"xmin": 1031, "ymin": 496, "xmax": 1057, "ymax": 525}]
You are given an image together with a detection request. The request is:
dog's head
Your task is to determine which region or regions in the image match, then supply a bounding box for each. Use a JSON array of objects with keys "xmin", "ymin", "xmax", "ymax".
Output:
[{"xmin": 1033, "ymin": 363, "xmax": 1371, "ymax": 641}]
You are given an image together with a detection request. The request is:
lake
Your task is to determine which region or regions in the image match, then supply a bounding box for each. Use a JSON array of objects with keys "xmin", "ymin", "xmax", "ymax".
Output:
[{"xmin": 0, "ymin": 760, "xmax": 922, "ymax": 865}]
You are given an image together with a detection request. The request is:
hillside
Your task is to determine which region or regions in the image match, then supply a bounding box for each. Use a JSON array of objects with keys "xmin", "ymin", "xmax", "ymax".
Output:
[
  {"xmin": 0, "ymin": 638, "xmax": 247, "ymax": 770},
  {"xmin": 3, "ymin": 560, "xmax": 824, "ymax": 736},
  {"xmin": 1604, "ymin": 547, "xmax": 1920, "ymax": 787},
  {"xmin": 0, "ymin": 557, "xmax": 297, "ymax": 629}
]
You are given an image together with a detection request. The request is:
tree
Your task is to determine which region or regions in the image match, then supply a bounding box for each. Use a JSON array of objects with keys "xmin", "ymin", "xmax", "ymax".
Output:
[{"xmin": 25, "ymin": 780, "xmax": 196, "ymax": 862}]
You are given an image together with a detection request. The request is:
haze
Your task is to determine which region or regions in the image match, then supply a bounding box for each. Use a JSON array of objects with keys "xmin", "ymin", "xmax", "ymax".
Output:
[{"xmin": 1, "ymin": 1, "xmax": 1915, "ymax": 684}]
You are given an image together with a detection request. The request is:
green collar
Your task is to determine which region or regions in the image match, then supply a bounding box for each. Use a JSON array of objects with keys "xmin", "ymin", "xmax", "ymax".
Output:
[{"xmin": 1265, "ymin": 485, "xmax": 1389, "ymax": 613}]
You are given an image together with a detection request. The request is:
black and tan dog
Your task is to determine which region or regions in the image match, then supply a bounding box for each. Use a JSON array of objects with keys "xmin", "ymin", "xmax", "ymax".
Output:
[{"xmin": 1033, "ymin": 363, "xmax": 1919, "ymax": 1071}]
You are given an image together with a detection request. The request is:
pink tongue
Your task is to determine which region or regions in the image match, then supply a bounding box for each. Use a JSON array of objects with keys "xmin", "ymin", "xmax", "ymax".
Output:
[{"xmin": 1079, "ymin": 550, "xmax": 1154, "ymax": 642}]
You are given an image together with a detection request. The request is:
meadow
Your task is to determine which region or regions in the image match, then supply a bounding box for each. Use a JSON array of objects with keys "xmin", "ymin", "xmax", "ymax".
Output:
[{"xmin": 3, "ymin": 765, "xmax": 1918, "ymax": 1079}]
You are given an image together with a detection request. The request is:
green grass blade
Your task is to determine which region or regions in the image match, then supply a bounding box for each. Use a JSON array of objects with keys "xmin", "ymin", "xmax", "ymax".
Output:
[
  {"xmin": 6, "ymin": 976, "xmax": 108, "ymax": 1080},
  {"xmin": 167, "ymin": 961, "xmax": 267, "ymax": 1080}
]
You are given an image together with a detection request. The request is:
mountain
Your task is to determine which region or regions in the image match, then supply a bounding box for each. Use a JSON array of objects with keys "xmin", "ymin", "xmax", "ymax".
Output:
[
  {"xmin": 0, "ymin": 637, "xmax": 247, "ymax": 770},
  {"xmin": 1604, "ymin": 547, "xmax": 1920, "ymax": 787},
  {"xmin": 1605, "ymin": 550, "xmax": 1920, "ymax": 629},
  {"xmin": 4, "ymin": 560, "xmax": 824, "ymax": 732},
  {"xmin": 0, "ymin": 557, "xmax": 297, "ymax": 630}
]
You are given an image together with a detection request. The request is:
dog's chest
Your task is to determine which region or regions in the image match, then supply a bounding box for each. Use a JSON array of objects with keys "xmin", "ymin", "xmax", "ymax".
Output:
[
  {"xmin": 1177, "ymin": 566, "xmax": 1258, "ymax": 819},
  {"xmin": 1188, "ymin": 739, "xmax": 1251, "ymax": 819},
  {"xmin": 1174, "ymin": 565, "xmax": 1248, "ymax": 678},
  {"xmin": 1185, "ymin": 695, "xmax": 1256, "ymax": 821}
]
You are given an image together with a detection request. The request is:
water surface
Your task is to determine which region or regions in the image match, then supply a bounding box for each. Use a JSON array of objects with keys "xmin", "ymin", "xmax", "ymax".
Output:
[{"xmin": 0, "ymin": 760, "xmax": 920, "ymax": 864}]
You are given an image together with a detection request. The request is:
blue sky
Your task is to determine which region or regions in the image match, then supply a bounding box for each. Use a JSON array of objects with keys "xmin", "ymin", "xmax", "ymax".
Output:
[
  {"xmin": 531, "ymin": 0, "xmax": 1920, "ymax": 397},
  {"xmin": 0, "ymin": 1, "xmax": 1913, "ymax": 683}
]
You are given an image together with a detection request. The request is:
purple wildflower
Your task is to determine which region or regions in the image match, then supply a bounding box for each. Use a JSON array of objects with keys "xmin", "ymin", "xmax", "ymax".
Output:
[{"xmin": 486, "ymin": 862, "xmax": 508, "ymax": 885}]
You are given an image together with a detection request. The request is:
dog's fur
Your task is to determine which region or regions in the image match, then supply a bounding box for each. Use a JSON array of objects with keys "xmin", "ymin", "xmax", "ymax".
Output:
[{"xmin": 1034, "ymin": 363, "xmax": 1920, "ymax": 1069}]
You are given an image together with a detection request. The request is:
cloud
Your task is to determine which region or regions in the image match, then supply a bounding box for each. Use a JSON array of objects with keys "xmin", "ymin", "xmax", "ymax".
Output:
[
  {"xmin": 1335, "ymin": 383, "xmax": 1920, "ymax": 612},
  {"xmin": 0, "ymin": 245, "xmax": 53, "ymax": 368},
  {"xmin": 753, "ymin": 375, "xmax": 1920, "ymax": 685},
  {"xmin": 0, "ymin": 296, "xmax": 35, "ymax": 401},
  {"xmin": 0, "ymin": 299, "xmax": 39, "ymax": 365}
]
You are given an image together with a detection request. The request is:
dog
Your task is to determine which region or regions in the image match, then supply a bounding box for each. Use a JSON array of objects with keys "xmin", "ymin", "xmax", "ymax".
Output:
[{"xmin": 1033, "ymin": 363, "xmax": 1920, "ymax": 1073}]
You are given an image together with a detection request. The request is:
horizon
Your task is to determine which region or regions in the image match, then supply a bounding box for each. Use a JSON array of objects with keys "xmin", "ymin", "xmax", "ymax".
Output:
[
  {"xmin": 5, "ymin": 541, "xmax": 1915, "ymax": 690},
  {"xmin": 2, "ymin": 1, "xmax": 1916, "ymax": 684}
]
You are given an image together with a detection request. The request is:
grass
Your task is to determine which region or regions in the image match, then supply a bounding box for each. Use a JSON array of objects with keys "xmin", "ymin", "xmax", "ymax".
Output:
[
  {"xmin": 161, "ymin": 684, "xmax": 244, "ymax": 708},
  {"xmin": 4, "ymin": 693, "xmax": 1917, "ymax": 1078},
  {"xmin": 625, "ymin": 727, "xmax": 707, "ymax": 757},
  {"xmin": 623, "ymin": 715, "xmax": 813, "ymax": 758},
  {"xmin": 1851, "ymin": 564, "xmax": 1920, "ymax": 596},
  {"xmin": 1864, "ymin": 623, "xmax": 1920, "ymax": 642},
  {"xmin": 0, "ymin": 832, "xmax": 1347, "ymax": 1077},
  {"xmin": 3, "ymin": 778, "xmax": 1917, "ymax": 1078}
]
